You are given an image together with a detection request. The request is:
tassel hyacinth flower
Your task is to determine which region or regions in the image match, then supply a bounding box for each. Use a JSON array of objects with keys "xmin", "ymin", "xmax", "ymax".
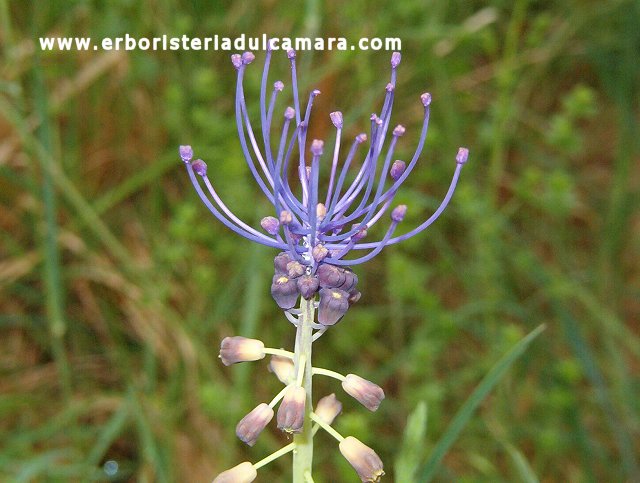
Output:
[{"xmin": 181, "ymin": 46, "xmax": 468, "ymax": 482}]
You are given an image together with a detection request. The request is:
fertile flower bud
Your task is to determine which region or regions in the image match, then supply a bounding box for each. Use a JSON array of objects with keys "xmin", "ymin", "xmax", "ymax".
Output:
[
  {"xmin": 339, "ymin": 436, "xmax": 385, "ymax": 483},
  {"xmin": 391, "ymin": 51, "xmax": 401, "ymax": 68},
  {"xmin": 312, "ymin": 244, "xmax": 329, "ymax": 262},
  {"xmin": 212, "ymin": 461, "xmax": 257, "ymax": 483},
  {"xmin": 330, "ymin": 111, "xmax": 343, "ymax": 129},
  {"xmin": 271, "ymin": 274, "xmax": 299, "ymax": 309},
  {"xmin": 279, "ymin": 210, "xmax": 293, "ymax": 225},
  {"xmin": 219, "ymin": 336, "xmax": 265, "ymax": 366},
  {"xmin": 392, "ymin": 125, "xmax": 406, "ymax": 137},
  {"xmin": 269, "ymin": 355, "xmax": 295, "ymax": 384},
  {"xmin": 391, "ymin": 205, "xmax": 407, "ymax": 222},
  {"xmin": 420, "ymin": 92, "xmax": 432, "ymax": 106},
  {"xmin": 179, "ymin": 145, "xmax": 193, "ymax": 162},
  {"xmin": 315, "ymin": 393, "xmax": 342, "ymax": 426},
  {"xmin": 274, "ymin": 252, "xmax": 292, "ymax": 273},
  {"xmin": 318, "ymin": 288, "xmax": 350, "ymax": 325},
  {"xmin": 235, "ymin": 403, "xmax": 274, "ymax": 446},
  {"xmin": 260, "ymin": 216, "xmax": 280, "ymax": 235},
  {"xmin": 191, "ymin": 159, "xmax": 207, "ymax": 177},
  {"xmin": 284, "ymin": 106, "xmax": 295, "ymax": 120},
  {"xmin": 277, "ymin": 386, "xmax": 306, "ymax": 434},
  {"xmin": 311, "ymin": 139, "xmax": 324, "ymax": 156},
  {"xmin": 296, "ymin": 274, "xmax": 319, "ymax": 299},
  {"xmin": 342, "ymin": 373, "xmax": 385, "ymax": 411},
  {"xmin": 230, "ymin": 54, "xmax": 242, "ymax": 69},
  {"xmin": 390, "ymin": 160, "xmax": 406, "ymax": 181},
  {"xmin": 241, "ymin": 52, "xmax": 255, "ymax": 64},
  {"xmin": 317, "ymin": 264, "xmax": 346, "ymax": 288},
  {"xmin": 274, "ymin": 80, "xmax": 284, "ymax": 92},
  {"xmin": 456, "ymin": 147, "xmax": 469, "ymax": 165}
]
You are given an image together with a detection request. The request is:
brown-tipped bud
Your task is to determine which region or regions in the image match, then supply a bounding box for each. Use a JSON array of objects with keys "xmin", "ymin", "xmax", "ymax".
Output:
[
  {"xmin": 315, "ymin": 393, "xmax": 342, "ymax": 426},
  {"xmin": 286, "ymin": 261, "xmax": 305, "ymax": 278},
  {"xmin": 297, "ymin": 274, "xmax": 319, "ymax": 299},
  {"xmin": 260, "ymin": 216, "xmax": 280, "ymax": 235},
  {"xmin": 390, "ymin": 160, "xmax": 406, "ymax": 181},
  {"xmin": 279, "ymin": 210, "xmax": 293, "ymax": 225},
  {"xmin": 316, "ymin": 203, "xmax": 327, "ymax": 221},
  {"xmin": 317, "ymin": 264, "xmax": 346, "ymax": 288},
  {"xmin": 269, "ymin": 355, "xmax": 295, "ymax": 384},
  {"xmin": 274, "ymin": 252, "xmax": 293, "ymax": 273},
  {"xmin": 271, "ymin": 274, "xmax": 299, "ymax": 309},
  {"xmin": 235, "ymin": 403, "xmax": 274, "ymax": 446},
  {"xmin": 219, "ymin": 336, "xmax": 265, "ymax": 366},
  {"xmin": 342, "ymin": 374, "xmax": 385, "ymax": 412},
  {"xmin": 277, "ymin": 386, "xmax": 306, "ymax": 434},
  {"xmin": 318, "ymin": 288, "xmax": 350, "ymax": 326},
  {"xmin": 312, "ymin": 244, "xmax": 329, "ymax": 262},
  {"xmin": 339, "ymin": 436, "xmax": 385, "ymax": 483},
  {"xmin": 212, "ymin": 461, "xmax": 257, "ymax": 483}
]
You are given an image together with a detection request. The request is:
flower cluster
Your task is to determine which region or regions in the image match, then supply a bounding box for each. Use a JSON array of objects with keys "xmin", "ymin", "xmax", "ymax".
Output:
[{"xmin": 181, "ymin": 45, "xmax": 468, "ymax": 482}]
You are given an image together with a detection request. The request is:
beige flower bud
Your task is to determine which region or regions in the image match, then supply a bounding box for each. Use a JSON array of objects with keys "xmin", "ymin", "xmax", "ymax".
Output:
[
  {"xmin": 235, "ymin": 403, "xmax": 274, "ymax": 446},
  {"xmin": 268, "ymin": 355, "xmax": 295, "ymax": 384},
  {"xmin": 212, "ymin": 461, "xmax": 257, "ymax": 483},
  {"xmin": 314, "ymin": 393, "xmax": 342, "ymax": 426},
  {"xmin": 219, "ymin": 336, "xmax": 265, "ymax": 366},
  {"xmin": 339, "ymin": 436, "xmax": 384, "ymax": 482},
  {"xmin": 342, "ymin": 374, "xmax": 385, "ymax": 412}
]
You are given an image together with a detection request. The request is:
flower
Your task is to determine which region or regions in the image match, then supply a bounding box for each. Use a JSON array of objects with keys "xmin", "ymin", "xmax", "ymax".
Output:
[
  {"xmin": 268, "ymin": 355, "xmax": 295, "ymax": 384},
  {"xmin": 235, "ymin": 403, "xmax": 274, "ymax": 446},
  {"xmin": 219, "ymin": 336, "xmax": 265, "ymax": 366},
  {"xmin": 212, "ymin": 461, "xmax": 257, "ymax": 483},
  {"xmin": 339, "ymin": 436, "xmax": 385, "ymax": 482},
  {"xmin": 341, "ymin": 374, "xmax": 385, "ymax": 412},
  {"xmin": 277, "ymin": 385, "xmax": 306, "ymax": 434}
]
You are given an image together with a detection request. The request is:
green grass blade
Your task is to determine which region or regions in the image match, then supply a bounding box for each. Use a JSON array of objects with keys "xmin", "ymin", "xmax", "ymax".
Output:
[
  {"xmin": 503, "ymin": 441, "xmax": 539, "ymax": 483},
  {"xmin": 419, "ymin": 324, "xmax": 546, "ymax": 481},
  {"xmin": 395, "ymin": 401, "xmax": 428, "ymax": 482}
]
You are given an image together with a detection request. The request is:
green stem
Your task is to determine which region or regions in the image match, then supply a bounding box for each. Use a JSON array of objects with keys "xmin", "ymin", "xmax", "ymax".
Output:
[{"xmin": 292, "ymin": 297, "xmax": 315, "ymax": 482}]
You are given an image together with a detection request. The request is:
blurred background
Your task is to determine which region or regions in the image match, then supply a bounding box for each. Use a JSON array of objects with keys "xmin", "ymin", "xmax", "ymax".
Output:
[{"xmin": 1, "ymin": 1, "xmax": 639, "ymax": 481}]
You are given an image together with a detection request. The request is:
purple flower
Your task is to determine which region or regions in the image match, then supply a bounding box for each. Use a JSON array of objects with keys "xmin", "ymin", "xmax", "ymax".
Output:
[{"xmin": 235, "ymin": 403, "xmax": 274, "ymax": 446}]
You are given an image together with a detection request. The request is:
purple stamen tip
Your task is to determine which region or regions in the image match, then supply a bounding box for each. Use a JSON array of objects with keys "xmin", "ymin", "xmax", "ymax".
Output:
[
  {"xmin": 261, "ymin": 216, "xmax": 280, "ymax": 235},
  {"xmin": 287, "ymin": 49, "xmax": 296, "ymax": 59},
  {"xmin": 284, "ymin": 106, "xmax": 295, "ymax": 120},
  {"xmin": 391, "ymin": 205, "xmax": 407, "ymax": 222},
  {"xmin": 391, "ymin": 52, "xmax": 402, "ymax": 68},
  {"xmin": 311, "ymin": 139, "xmax": 324, "ymax": 156},
  {"xmin": 393, "ymin": 125, "xmax": 406, "ymax": 137},
  {"xmin": 355, "ymin": 133, "xmax": 367, "ymax": 144},
  {"xmin": 179, "ymin": 145, "xmax": 193, "ymax": 162},
  {"xmin": 390, "ymin": 160, "xmax": 406, "ymax": 181},
  {"xmin": 330, "ymin": 111, "xmax": 343, "ymax": 129},
  {"xmin": 386, "ymin": 83, "xmax": 395, "ymax": 92},
  {"xmin": 274, "ymin": 81, "xmax": 284, "ymax": 92},
  {"xmin": 241, "ymin": 52, "xmax": 255, "ymax": 65},
  {"xmin": 231, "ymin": 54, "xmax": 242, "ymax": 69},
  {"xmin": 421, "ymin": 92, "xmax": 432, "ymax": 107},
  {"xmin": 191, "ymin": 159, "xmax": 207, "ymax": 177},
  {"xmin": 456, "ymin": 147, "xmax": 469, "ymax": 165}
]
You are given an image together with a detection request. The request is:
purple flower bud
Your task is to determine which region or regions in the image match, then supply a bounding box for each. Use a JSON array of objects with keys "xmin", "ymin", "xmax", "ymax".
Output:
[
  {"xmin": 241, "ymin": 52, "xmax": 255, "ymax": 64},
  {"xmin": 284, "ymin": 106, "xmax": 295, "ymax": 120},
  {"xmin": 297, "ymin": 274, "xmax": 319, "ymax": 299},
  {"xmin": 317, "ymin": 264, "xmax": 346, "ymax": 288},
  {"xmin": 391, "ymin": 205, "xmax": 407, "ymax": 222},
  {"xmin": 312, "ymin": 244, "xmax": 329, "ymax": 263},
  {"xmin": 348, "ymin": 290, "xmax": 361, "ymax": 305},
  {"xmin": 269, "ymin": 355, "xmax": 295, "ymax": 384},
  {"xmin": 212, "ymin": 461, "xmax": 257, "ymax": 483},
  {"xmin": 191, "ymin": 159, "xmax": 207, "ymax": 177},
  {"xmin": 271, "ymin": 274, "xmax": 299, "ymax": 309},
  {"xmin": 390, "ymin": 160, "xmax": 406, "ymax": 181},
  {"xmin": 318, "ymin": 287, "xmax": 350, "ymax": 325},
  {"xmin": 279, "ymin": 210, "xmax": 293, "ymax": 225},
  {"xmin": 340, "ymin": 269, "xmax": 358, "ymax": 292},
  {"xmin": 287, "ymin": 49, "xmax": 296, "ymax": 59},
  {"xmin": 342, "ymin": 373, "xmax": 385, "ymax": 411},
  {"xmin": 386, "ymin": 83, "xmax": 395, "ymax": 93},
  {"xmin": 421, "ymin": 92, "xmax": 432, "ymax": 106},
  {"xmin": 260, "ymin": 216, "xmax": 280, "ymax": 235},
  {"xmin": 315, "ymin": 393, "xmax": 342, "ymax": 426},
  {"xmin": 179, "ymin": 145, "xmax": 193, "ymax": 162},
  {"xmin": 330, "ymin": 111, "xmax": 343, "ymax": 129},
  {"xmin": 219, "ymin": 336, "xmax": 265, "ymax": 366},
  {"xmin": 456, "ymin": 147, "xmax": 469, "ymax": 165},
  {"xmin": 236, "ymin": 403, "xmax": 274, "ymax": 446},
  {"xmin": 391, "ymin": 51, "xmax": 401, "ymax": 68},
  {"xmin": 393, "ymin": 125, "xmax": 406, "ymax": 137},
  {"xmin": 286, "ymin": 261, "xmax": 305, "ymax": 278},
  {"xmin": 274, "ymin": 80, "xmax": 284, "ymax": 91},
  {"xmin": 370, "ymin": 113, "xmax": 378, "ymax": 122},
  {"xmin": 277, "ymin": 386, "xmax": 306, "ymax": 434},
  {"xmin": 339, "ymin": 436, "xmax": 385, "ymax": 483},
  {"xmin": 351, "ymin": 225, "xmax": 368, "ymax": 241},
  {"xmin": 311, "ymin": 139, "xmax": 324, "ymax": 156},
  {"xmin": 355, "ymin": 133, "xmax": 367, "ymax": 144},
  {"xmin": 230, "ymin": 54, "xmax": 242, "ymax": 69},
  {"xmin": 274, "ymin": 252, "xmax": 292, "ymax": 273}
]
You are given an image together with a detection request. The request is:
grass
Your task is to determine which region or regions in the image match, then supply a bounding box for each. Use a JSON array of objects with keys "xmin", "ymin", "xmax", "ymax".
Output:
[{"xmin": 1, "ymin": 0, "xmax": 638, "ymax": 481}]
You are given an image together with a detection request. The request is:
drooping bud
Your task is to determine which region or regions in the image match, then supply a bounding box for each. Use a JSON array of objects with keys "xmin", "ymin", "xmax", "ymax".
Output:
[
  {"xmin": 271, "ymin": 274, "xmax": 299, "ymax": 309},
  {"xmin": 390, "ymin": 160, "xmax": 406, "ymax": 181},
  {"xmin": 284, "ymin": 106, "xmax": 295, "ymax": 120},
  {"xmin": 235, "ymin": 403, "xmax": 274, "ymax": 446},
  {"xmin": 391, "ymin": 51, "xmax": 401, "ymax": 68},
  {"xmin": 219, "ymin": 336, "xmax": 265, "ymax": 366},
  {"xmin": 312, "ymin": 244, "xmax": 329, "ymax": 263},
  {"xmin": 286, "ymin": 261, "xmax": 305, "ymax": 278},
  {"xmin": 274, "ymin": 80, "xmax": 284, "ymax": 92},
  {"xmin": 279, "ymin": 210, "xmax": 293, "ymax": 225},
  {"xmin": 420, "ymin": 92, "xmax": 432, "ymax": 107},
  {"xmin": 330, "ymin": 111, "xmax": 343, "ymax": 129},
  {"xmin": 297, "ymin": 274, "xmax": 319, "ymax": 299},
  {"xmin": 392, "ymin": 125, "xmax": 406, "ymax": 137},
  {"xmin": 274, "ymin": 252, "xmax": 292, "ymax": 273},
  {"xmin": 317, "ymin": 264, "xmax": 346, "ymax": 288},
  {"xmin": 179, "ymin": 145, "xmax": 193, "ymax": 162},
  {"xmin": 191, "ymin": 159, "xmax": 207, "ymax": 176},
  {"xmin": 311, "ymin": 139, "xmax": 324, "ymax": 156},
  {"xmin": 342, "ymin": 373, "xmax": 385, "ymax": 412},
  {"xmin": 316, "ymin": 203, "xmax": 327, "ymax": 221},
  {"xmin": 315, "ymin": 393, "xmax": 342, "ymax": 426},
  {"xmin": 212, "ymin": 461, "xmax": 257, "ymax": 483},
  {"xmin": 241, "ymin": 52, "xmax": 255, "ymax": 64},
  {"xmin": 391, "ymin": 205, "xmax": 407, "ymax": 222},
  {"xmin": 269, "ymin": 355, "xmax": 295, "ymax": 384},
  {"xmin": 277, "ymin": 386, "xmax": 306, "ymax": 434},
  {"xmin": 339, "ymin": 436, "xmax": 385, "ymax": 483},
  {"xmin": 231, "ymin": 54, "xmax": 242, "ymax": 69},
  {"xmin": 318, "ymin": 287, "xmax": 350, "ymax": 325},
  {"xmin": 260, "ymin": 216, "xmax": 280, "ymax": 235},
  {"xmin": 456, "ymin": 147, "xmax": 469, "ymax": 165}
]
